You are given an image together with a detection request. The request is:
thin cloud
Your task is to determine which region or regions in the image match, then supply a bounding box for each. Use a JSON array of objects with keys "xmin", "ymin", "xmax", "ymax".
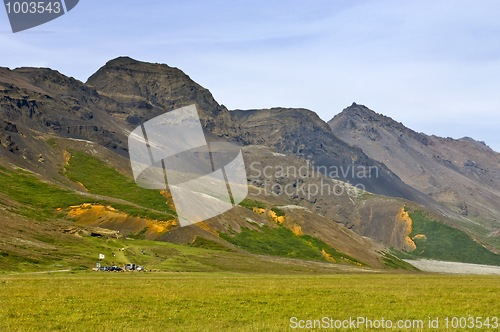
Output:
[{"xmin": 0, "ymin": 0, "xmax": 498, "ymax": 150}]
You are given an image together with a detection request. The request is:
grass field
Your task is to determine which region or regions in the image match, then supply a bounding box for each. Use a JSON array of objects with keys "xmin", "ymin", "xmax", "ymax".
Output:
[{"xmin": 0, "ymin": 273, "xmax": 499, "ymax": 331}]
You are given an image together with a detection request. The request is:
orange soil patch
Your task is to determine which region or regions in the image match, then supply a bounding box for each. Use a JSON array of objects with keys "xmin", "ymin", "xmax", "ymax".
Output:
[
  {"xmin": 412, "ymin": 234, "xmax": 427, "ymax": 240},
  {"xmin": 68, "ymin": 204, "xmax": 177, "ymax": 239},
  {"xmin": 267, "ymin": 209, "xmax": 303, "ymax": 235},
  {"xmin": 396, "ymin": 206, "xmax": 416, "ymax": 250},
  {"xmin": 252, "ymin": 207, "xmax": 266, "ymax": 215},
  {"xmin": 60, "ymin": 151, "xmax": 71, "ymax": 174},
  {"xmin": 195, "ymin": 221, "xmax": 219, "ymax": 236},
  {"xmin": 63, "ymin": 151, "xmax": 71, "ymax": 165},
  {"xmin": 75, "ymin": 181, "xmax": 89, "ymax": 192},
  {"xmin": 288, "ymin": 224, "xmax": 304, "ymax": 236},
  {"xmin": 68, "ymin": 204, "xmax": 125, "ymax": 221},
  {"xmin": 321, "ymin": 248, "xmax": 337, "ymax": 263},
  {"xmin": 267, "ymin": 209, "xmax": 285, "ymax": 224}
]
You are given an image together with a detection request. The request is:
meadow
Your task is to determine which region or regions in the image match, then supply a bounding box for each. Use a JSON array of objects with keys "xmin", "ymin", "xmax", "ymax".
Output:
[{"xmin": 0, "ymin": 273, "xmax": 499, "ymax": 331}]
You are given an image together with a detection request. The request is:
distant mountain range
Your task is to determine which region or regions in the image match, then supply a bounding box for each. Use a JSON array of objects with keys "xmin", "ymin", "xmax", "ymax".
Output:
[{"xmin": 1, "ymin": 57, "xmax": 499, "ymax": 272}]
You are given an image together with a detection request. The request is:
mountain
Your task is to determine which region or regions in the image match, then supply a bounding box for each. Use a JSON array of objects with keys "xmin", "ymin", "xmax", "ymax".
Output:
[
  {"xmin": 328, "ymin": 103, "xmax": 500, "ymax": 251},
  {"xmin": 0, "ymin": 58, "xmax": 405, "ymax": 271},
  {"xmin": 0, "ymin": 65, "xmax": 127, "ymax": 154},
  {"xmin": 86, "ymin": 57, "xmax": 244, "ymax": 143},
  {"xmin": 232, "ymin": 107, "xmax": 460, "ymax": 219},
  {"xmin": 0, "ymin": 57, "xmax": 245, "ymax": 160},
  {"xmin": 1, "ymin": 57, "xmax": 499, "ymax": 272}
]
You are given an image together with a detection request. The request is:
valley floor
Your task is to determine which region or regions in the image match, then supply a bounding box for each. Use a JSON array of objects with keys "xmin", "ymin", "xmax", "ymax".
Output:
[
  {"xmin": 0, "ymin": 272, "xmax": 499, "ymax": 331},
  {"xmin": 404, "ymin": 259, "xmax": 500, "ymax": 275}
]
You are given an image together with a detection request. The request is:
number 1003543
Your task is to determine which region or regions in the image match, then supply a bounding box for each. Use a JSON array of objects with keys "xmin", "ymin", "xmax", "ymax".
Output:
[{"xmin": 5, "ymin": 2, "xmax": 61, "ymax": 14}]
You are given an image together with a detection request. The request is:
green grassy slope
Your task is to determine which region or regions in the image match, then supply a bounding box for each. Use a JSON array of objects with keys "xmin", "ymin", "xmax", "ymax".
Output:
[
  {"xmin": 64, "ymin": 151, "xmax": 176, "ymax": 216},
  {"xmin": 0, "ymin": 165, "xmax": 95, "ymax": 221},
  {"xmin": 0, "ymin": 231, "xmax": 376, "ymax": 274},
  {"xmin": 402, "ymin": 209, "xmax": 500, "ymax": 266},
  {"xmin": 220, "ymin": 225, "xmax": 365, "ymax": 265}
]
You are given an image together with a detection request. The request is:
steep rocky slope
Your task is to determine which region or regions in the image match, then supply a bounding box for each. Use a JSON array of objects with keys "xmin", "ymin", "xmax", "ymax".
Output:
[
  {"xmin": 0, "ymin": 66, "xmax": 128, "ymax": 154},
  {"xmin": 0, "ymin": 57, "xmax": 245, "ymax": 161}
]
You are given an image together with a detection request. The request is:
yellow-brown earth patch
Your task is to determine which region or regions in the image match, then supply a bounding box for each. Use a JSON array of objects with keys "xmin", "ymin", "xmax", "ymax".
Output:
[{"xmin": 68, "ymin": 204, "xmax": 176, "ymax": 240}]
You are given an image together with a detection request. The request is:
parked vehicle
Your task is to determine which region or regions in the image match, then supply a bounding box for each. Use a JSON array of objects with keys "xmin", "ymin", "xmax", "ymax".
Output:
[
  {"xmin": 97, "ymin": 265, "xmax": 140, "ymax": 272},
  {"xmin": 124, "ymin": 263, "xmax": 136, "ymax": 271}
]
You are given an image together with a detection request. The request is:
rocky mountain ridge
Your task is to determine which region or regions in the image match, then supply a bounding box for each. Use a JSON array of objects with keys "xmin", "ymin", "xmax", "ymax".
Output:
[
  {"xmin": 329, "ymin": 103, "xmax": 500, "ymax": 249},
  {"xmin": 233, "ymin": 107, "xmax": 463, "ymax": 221}
]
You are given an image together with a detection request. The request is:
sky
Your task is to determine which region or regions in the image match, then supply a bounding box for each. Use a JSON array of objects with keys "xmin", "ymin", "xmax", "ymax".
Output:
[{"xmin": 1, "ymin": 0, "xmax": 500, "ymax": 151}]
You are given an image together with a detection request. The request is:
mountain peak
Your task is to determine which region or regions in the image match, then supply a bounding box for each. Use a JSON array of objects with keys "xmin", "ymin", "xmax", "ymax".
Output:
[
  {"xmin": 329, "ymin": 103, "xmax": 388, "ymax": 127},
  {"xmin": 90, "ymin": 57, "xmax": 179, "ymax": 81},
  {"xmin": 104, "ymin": 56, "xmax": 141, "ymax": 67},
  {"xmin": 459, "ymin": 136, "xmax": 493, "ymax": 151},
  {"xmin": 329, "ymin": 103, "xmax": 431, "ymax": 147},
  {"xmin": 86, "ymin": 56, "xmax": 243, "ymax": 142}
]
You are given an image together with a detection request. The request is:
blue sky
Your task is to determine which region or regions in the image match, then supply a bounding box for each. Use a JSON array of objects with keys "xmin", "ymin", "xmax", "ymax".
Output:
[{"xmin": 1, "ymin": 0, "xmax": 500, "ymax": 151}]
